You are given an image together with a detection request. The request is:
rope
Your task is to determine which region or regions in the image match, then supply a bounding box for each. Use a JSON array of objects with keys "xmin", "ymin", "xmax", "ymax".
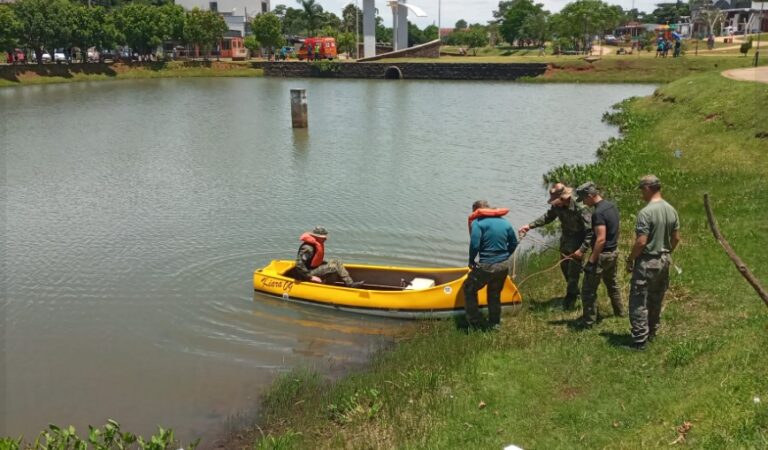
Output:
[
  {"xmin": 515, "ymin": 255, "xmax": 573, "ymax": 288},
  {"xmin": 511, "ymin": 232, "xmax": 564, "ymax": 282}
]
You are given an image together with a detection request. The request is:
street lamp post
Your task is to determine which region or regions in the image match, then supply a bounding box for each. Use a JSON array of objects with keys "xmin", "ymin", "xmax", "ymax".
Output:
[
  {"xmin": 755, "ymin": 1, "xmax": 764, "ymax": 66},
  {"xmin": 356, "ymin": 0, "xmax": 360, "ymax": 59}
]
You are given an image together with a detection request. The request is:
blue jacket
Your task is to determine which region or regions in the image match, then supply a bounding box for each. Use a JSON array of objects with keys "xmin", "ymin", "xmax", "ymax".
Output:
[{"xmin": 469, "ymin": 217, "xmax": 518, "ymax": 265}]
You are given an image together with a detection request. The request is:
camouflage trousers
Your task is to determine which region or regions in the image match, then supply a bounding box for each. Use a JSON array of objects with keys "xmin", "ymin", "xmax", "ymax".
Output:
[
  {"xmin": 464, "ymin": 260, "xmax": 509, "ymax": 327},
  {"xmin": 629, "ymin": 254, "xmax": 671, "ymax": 344},
  {"xmin": 309, "ymin": 259, "xmax": 354, "ymax": 286},
  {"xmin": 581, "ymin": 250, "xmax": 624, "ymax": 326},
  {"xmin": 559, "ymin": 248, "xmax": 583, "ymax": 306}
]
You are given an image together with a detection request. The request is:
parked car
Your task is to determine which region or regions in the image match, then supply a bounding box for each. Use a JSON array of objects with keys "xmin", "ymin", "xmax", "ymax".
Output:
[
  {"xmin": 5, "ymin": 49, "xmax": 25, "ymax": 64},
  {"xmin": 604, "ymin": 34, "xmax": 618, "ymax": 45},
  {"xmin": 87, "ymin": 48, "xmax": 100, "ymax": 62},
  {"xmin": 53, "ymin": 49, "xmax": 67, "ymax": 63},
  {"xmin": 31, "ymin": 51, "xmax": 52, "ymax": 62},
  {"xmin": 99, "ymin": 49, "xmax": 119, "ymax": 62}
]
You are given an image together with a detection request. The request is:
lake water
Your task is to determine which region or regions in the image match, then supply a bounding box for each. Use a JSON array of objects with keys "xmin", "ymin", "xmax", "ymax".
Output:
[{"xmin": 0, "ymin": 78, "xmax": 654, "ymax": 444}]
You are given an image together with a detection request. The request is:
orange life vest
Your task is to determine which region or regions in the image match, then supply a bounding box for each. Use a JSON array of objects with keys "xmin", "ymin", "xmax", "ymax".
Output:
[
  {"xmin": 467, "ymin": 208, "xmax": 510, "ymax": 233},
  {"xmin": 299, "ymin": 233, "xmax": 325, "ymax": 268}
]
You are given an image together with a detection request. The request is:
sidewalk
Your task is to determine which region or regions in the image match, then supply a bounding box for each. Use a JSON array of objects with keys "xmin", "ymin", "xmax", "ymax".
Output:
[{"xmin": 722, "ymin": 66, "xmax": 768, "ymax": 84}]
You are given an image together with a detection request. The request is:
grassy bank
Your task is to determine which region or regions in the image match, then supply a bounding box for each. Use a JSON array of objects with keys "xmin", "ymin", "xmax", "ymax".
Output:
[
  {"xmin": 0, "ymin": 60, "xmax": 262, "ymax": 88},
  {"xmin": 242, "ymin": 72, "xmax": 768, "ymax": 448}
]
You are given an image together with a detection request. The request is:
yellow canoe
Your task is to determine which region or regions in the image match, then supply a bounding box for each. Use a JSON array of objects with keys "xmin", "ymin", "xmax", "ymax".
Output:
[{"xmin": 253, "ymin": 260, "xmax": 522, "ymax": 319}]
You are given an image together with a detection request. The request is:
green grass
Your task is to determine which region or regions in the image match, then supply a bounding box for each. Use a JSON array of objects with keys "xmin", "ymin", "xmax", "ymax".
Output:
[
  {"xmin": 0, "ymin": 60, "xmax": 263, "ymax": 88},
  {"xmin": 243, "ymin": 72, "xmax": 768, "ymax": 449}
]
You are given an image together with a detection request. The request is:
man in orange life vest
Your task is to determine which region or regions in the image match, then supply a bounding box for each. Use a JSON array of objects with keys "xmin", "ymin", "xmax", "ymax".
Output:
[
  {"xmin": 295, "ymin": 226, "xmax": 364, "ymax": 288},
  {"xmin": 465, "ymin": 200, "xmax": 518, "ymax": 329}
]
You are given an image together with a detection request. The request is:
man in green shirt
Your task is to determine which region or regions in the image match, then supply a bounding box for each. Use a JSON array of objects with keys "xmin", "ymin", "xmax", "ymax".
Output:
[
  {"xmin": 626, "ymin": 175, "xmax": 681, "ymax": 350},
  {"xmin": 519, "ymin": 183, "xmax": 592, "ymax": 309}
]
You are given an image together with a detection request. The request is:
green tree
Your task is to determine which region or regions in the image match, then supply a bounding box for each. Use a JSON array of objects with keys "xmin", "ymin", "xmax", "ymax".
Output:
[
  {"xmin": 408, "ymin": 21, "xmax": 426, "ymax": 46},
  {"xmin": 0, "ymin": 5, "xmax": 20, "ymax": 53},
  {"xmin": 71, "ymin": 4, "xmax": 115, "ymax": 62},
  {"xmin": 244, "ymin": 35, "xmax": 259, "ymax": 57},
  {"xmin": 647, "ymin": 2, "xmax": 689, "ymax": 24},
  {"xmin": 251, "ymin": 12, "xmax": 286, "ymax": 57},
  {"xmin": 455, "ymin": 19, "xmax": 468, "ymax": 30},
  {"xmin": 297, "ymin": 0, "xmax": 323, "ymax": 36},
  {"xmin": 113, "ymin": 3, "xmax": 170, "ymax": 57},
  {"xmin": 423, "ymin": 24, "xmax": 438, "ymax": 41},
  {"xmin": 462, "ymin": 26, "xmax": 489, "ymax": 55},
  {"xmin": 13, "ymin": 0, "xmax": 76, "ymax": 64},
  {"xmin": 499, "ymin": 0, "xmax": 541, "ymax": 45},
  {"xmin": 274, "ymin": 4, "xmax": 305, "ymax": 35},
  {"xmin": 183, "ymin": 8, "xmax": 228, "ymax": 59},
  {"xmin": 519, "ymin": 9, "xmax": 550, "ymax": 46},
  {"xmin": 337, "ymin": 30, "xmax": 355, "ymax": 56},
  {"xmin": 552, "ymin": 0, "xmax": 622, "ymax": 50},
  {"xmin": 375, "ymin": 14, "xmax": 391, "ymax": 43},
  {"xmin": 341, "ymin": 3, "xmax": 362, "ymax": 34},
  {"xmin": 160, "ymin": 3, "xmax": 186, "ymax": 42}
]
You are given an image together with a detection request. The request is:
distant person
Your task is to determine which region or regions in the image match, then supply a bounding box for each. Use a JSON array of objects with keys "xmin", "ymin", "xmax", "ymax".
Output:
[
  {"xmin": 625, "ymin": 175, "xmax": 680, "ymax": 350},
  {"xmin": 307, "ymin": 44, "xmax": 313, "ymax": 61},
  {"xmin": 315, "ymin": 43, "xmax": 321, "ymax": 60},
  {"xmin": 519, "ymin": 184, "xmax": 592, "ymax": 310},
  {"xmin": 464, "ymin": 200, "xmax": 518, "ymax": 330},
  {"xmin": 655, "ymin": 37, "xmax": 664, "ymax": 58},
  {"xmin": 575, "ymin": 182, "xmax": 625, "ymax": 328},
  {"xmin": 538, "ymin": 44, "xmax": 546, "ymax": 56},
  {"xmin": 294, "ymin": 226, "xmax": 364, "ymax": 288},
  {"xmin": 673, "ymin": 39, "xmax": 681, "ymax": 57},
  {"xmin": 707, "ymin": 34, "xmax": 715, "ymax": 50}
]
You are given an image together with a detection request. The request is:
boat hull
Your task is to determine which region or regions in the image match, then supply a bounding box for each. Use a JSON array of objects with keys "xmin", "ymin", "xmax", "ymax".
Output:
[{"xmin": 253, "ymin": 260, "xmax": 522, "ymax": 319}]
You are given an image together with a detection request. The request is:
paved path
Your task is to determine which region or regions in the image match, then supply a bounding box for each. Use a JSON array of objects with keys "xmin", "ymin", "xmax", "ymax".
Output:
[{"xmin": 722, "ymin": 66, "xmax": 768, "ymax": 84}]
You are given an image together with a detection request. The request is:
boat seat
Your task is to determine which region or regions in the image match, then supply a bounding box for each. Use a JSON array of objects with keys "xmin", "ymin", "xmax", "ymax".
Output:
[{"xmin": 404, "ymin": 277, "xmax": 436, "ymax": 290}]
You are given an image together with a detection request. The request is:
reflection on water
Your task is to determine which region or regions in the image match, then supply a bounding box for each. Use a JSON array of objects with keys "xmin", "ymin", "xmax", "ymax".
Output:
[{"xmin": 0, "ymin": 77, "xmax": 654, "ymax": 443}]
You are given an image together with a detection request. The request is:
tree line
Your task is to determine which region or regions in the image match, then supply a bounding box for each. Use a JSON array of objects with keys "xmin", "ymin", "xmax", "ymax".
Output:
[
  {"xmin": 0, "ymin": 0, "xmax": 227, "ymax": 64},
  {"xmin": 443, "ymin": 0, "xmax": 725, "ymax": 53}
]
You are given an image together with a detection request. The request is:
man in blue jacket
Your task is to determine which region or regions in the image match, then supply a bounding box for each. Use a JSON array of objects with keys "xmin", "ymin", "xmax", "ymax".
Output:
[{"xmin": 465, "ymin": 200, "xmax": 518, "ymax": 330}]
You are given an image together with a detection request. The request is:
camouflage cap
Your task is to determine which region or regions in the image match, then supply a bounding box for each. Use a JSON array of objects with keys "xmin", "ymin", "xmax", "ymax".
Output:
[
  {"xmin": 638, "ymin": 174, "xmax": 661, "ymax": 189},
  {"xmin": 310, "ymin": 226, "xmax": 329, "ymax": 238},
  {"xmin": 575, "ymin": 181, "xmax": 599, "ymax": 201}
]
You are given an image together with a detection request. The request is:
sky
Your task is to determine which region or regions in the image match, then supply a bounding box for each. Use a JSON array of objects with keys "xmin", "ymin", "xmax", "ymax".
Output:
[{"xmin": 306, "ymin": 0, "xmax": 661, "ymax": 29}]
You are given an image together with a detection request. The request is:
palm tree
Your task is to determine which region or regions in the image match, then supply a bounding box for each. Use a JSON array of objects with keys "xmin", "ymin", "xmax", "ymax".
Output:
[{"xmin": 297, "ymin": 0, "xmax": 323, "ymax": 36}]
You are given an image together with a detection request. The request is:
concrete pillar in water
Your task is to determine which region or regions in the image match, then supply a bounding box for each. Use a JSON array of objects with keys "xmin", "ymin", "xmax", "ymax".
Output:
[
  {"xmin": 363, "ymin": 0, "xmax": 376, "ymax": 58},
  {"xmin": 290, "ymin": 89, "xmax": 308, "ymax": 128}
]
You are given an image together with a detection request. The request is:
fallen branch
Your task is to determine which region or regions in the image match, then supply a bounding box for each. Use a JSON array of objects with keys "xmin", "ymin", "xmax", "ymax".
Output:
[{"xmin": 704, "ymin": 193, "xmax": 768, "ymax": 309}]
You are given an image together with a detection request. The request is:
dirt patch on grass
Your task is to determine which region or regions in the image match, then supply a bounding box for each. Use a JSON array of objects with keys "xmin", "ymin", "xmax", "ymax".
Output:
[
  {"xmin": 543, "ymin": 63, "xmax": 595, "ymax": 77},
  {"xmin": 559, "ymin": 386, "xmax": 583, "ymax": 400}
]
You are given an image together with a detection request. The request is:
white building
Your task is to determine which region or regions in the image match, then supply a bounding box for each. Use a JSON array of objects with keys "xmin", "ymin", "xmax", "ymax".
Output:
[{"xmin": 174, "ymin": 0, "xmax": 270, "ymax": 19}]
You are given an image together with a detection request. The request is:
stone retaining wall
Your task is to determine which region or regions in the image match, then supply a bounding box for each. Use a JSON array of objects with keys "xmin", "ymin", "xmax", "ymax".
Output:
[{"xmin": 252, "ymin": 61, "xmax": 547, "ymax": 80}]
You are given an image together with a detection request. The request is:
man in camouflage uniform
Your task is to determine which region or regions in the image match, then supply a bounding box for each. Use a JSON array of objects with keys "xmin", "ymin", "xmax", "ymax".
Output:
[
  {"xmin": 519, "ymin": 183, "xmax": 593, "ymax": 309},
  {"xmin": 576, "ymin": 182, "xmax": 625, "ymax": 327},
  {"xmin": 295, "ymin": 226, "xmax": 364, "ymax": 288},
  {"xmin": 626, "ymin": 175, "xmax": 680, "ymax": 350}
]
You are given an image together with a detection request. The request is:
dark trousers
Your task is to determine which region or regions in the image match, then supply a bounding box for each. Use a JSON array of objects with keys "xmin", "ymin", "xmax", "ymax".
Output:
[{"xmin": 464, "ymin": 260, "xmax": 509, "ymax": 327}]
